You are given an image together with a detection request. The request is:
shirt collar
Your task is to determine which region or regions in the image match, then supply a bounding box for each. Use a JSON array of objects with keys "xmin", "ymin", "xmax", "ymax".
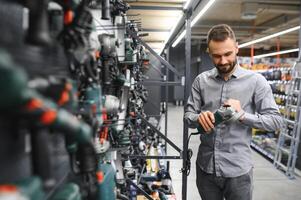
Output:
[{"xmin": 210, "ymin": 63, "xmax": 243, "ymax": 80}]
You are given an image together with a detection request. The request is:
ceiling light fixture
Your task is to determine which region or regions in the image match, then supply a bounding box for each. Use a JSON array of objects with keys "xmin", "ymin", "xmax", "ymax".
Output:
[
  {"xmin": 253, "ymin": 48, "xmax": 299, "ymax": 59},
  {"xmin": 191, "ymin": 0, "xmax": 216, "ymax": 27},
  {"xmin": 172, "ymin": 0, "xmax": 216, "ymax": 48},
  {"xmin": 171, "ymin": 30, "xmax": 186, "ymax": 47},
  {"xmin": 184, "ymin": 0, "xmax": 193, "ymax": 10},
  {"xmin": 159, "ymin": 0, "xmax": 195, "ymax": 54},
  {"xmin": 239, "ymin": 26, "xmax": 300, "ymax": 48},
  {"xmin": 159, "ymin": 15, "xmax": 183, "ymax": 54},
  {"xmin": 166, "ymin": 16, "xmax": 183, "ymax": 43}
]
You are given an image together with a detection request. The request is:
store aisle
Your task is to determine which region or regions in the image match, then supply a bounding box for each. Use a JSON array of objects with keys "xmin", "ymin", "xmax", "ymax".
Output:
[{"xmin": 164, "ymin": 104, "xmax": 301, "ymax": 200}]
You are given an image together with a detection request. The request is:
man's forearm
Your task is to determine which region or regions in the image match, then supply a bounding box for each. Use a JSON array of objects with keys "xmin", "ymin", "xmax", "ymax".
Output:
[
  {"xmin": 184, "ymin": 111, "xmax": 200, "ymax": 128},
  {"xmin": 241, "ymin": 112, "xmax": 283, "ymax": 132}
]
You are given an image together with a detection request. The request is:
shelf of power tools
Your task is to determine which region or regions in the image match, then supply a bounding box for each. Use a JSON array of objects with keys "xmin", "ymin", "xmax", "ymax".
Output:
[
  {"xmin": 240, "ymin": 57, "xmax": 300, "ymax": 163},
  {"xmin": 0, "ymin": 0, "xmax": 185, "ymax": 200},
  {"xmin": 125, "ymin": 29, "xmax": 184, "ymax": 200}
]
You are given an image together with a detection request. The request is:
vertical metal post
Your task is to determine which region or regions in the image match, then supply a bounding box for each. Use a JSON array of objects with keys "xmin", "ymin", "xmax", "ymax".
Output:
[
  {"xmin": 251, "ymin": 45, "xmax": 254, "ymax": 66},
  {"xmin": 165, "ymin": 48, "xmax": 170, "ymax": 154},
  {"xmin": 299, "ymin": 6, "xmax": 301, "ymax": 60},
  {"xmin": 292, "ymin": 4, "xmax": 301, "ymax": 175},
  {"xmin": 276, "ymin": 37, "xmax": 281, "ymax": 67},
  {"xmin": 182, "ymin": 8, "xmax": 192, "ymax": 200}
]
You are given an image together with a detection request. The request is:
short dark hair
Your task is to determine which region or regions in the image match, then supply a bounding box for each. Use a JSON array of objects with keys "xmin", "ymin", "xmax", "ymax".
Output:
[{"xmin": 207, "ymin": 24, "xmax": 236, "ymax": 45}]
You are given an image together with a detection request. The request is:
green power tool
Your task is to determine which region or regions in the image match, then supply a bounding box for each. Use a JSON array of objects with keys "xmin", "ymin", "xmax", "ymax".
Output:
[
  {"xmin": 0, "ymin": 50, "xmax": 92, "ymax": 148},
  {"xmin": 197, "ymin": 105, "xmax": 245, "ymax": 134},
  {"xmin": 0, "ymin": 177, "xmax": 45, "ymax": 200},
  {"xmin": 0, "ymin": 177, "xmax": 82, "ymax": 200},
  {"xmin": 96, "ymin": 163, "xmax": 116, "ymax": 200},
  {"xmin": 184, "ymin": 105, "xmax": 245, "ymax": 176},
  {"xmin": 0, "ymin": 50, "xmax": 98, "ymax": 199}
]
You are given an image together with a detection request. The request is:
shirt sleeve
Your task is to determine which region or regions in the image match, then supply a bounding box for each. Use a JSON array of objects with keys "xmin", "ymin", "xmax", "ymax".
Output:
[
  {"xmin": 241, "ymin": 74, "xmax": 283, "ymax": 131},
  {"xmin": 184, "ymin": 76, "xmax": 203, "ymax": 128}
]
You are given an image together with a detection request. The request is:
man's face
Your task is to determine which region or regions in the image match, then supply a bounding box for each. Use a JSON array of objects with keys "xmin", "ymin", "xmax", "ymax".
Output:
[{"xmin": 208, "ymin": 38, "xmax": 238, "ymax": 75}]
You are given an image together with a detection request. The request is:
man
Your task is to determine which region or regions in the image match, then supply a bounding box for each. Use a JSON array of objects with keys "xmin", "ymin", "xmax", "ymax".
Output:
[{"xmin": 184, "ymin": 24, "xmax": 282, "ymax": 200}]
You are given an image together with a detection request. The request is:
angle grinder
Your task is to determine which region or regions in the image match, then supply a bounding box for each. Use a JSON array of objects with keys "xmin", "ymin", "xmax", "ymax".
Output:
[
  {"xmin": 184, "ymin": 105, "xmax": 244, "ymax": 176},
  {"xmin": 197, "ymin": 105, "xmax": 245, "ymax": 134}
]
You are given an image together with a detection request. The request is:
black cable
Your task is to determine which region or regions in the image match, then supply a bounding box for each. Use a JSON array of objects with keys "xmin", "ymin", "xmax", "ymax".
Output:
[{"xmin": 183, "ymin": 131, "xmax": 200, "ymax": 176}]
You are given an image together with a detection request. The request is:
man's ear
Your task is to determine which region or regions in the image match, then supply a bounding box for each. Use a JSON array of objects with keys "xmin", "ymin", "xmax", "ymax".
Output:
[{"xmin": 235, "ymin": 42, "xmax": 239, "ymax": 55}]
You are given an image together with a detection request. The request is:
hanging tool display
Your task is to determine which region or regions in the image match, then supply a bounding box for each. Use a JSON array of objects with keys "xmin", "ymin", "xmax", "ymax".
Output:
[{"xmin": 0, "ymin": 0, "xmax": 178, "ymax": 199}]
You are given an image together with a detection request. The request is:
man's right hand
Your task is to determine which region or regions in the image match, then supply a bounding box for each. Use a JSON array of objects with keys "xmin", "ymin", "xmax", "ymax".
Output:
[{"xmin": 198, "ymin": 111, "xmax": 215, "ymax": 133}]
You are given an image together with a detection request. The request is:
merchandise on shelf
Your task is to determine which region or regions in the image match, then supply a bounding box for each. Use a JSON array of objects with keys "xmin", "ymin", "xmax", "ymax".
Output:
[
  {"xmin": 0, "ymin": 1, "xmax": 176, "ymax": 200},
  {"xmin": 239, "ymin": 56, "xmax": 298, "ymax": 161}
]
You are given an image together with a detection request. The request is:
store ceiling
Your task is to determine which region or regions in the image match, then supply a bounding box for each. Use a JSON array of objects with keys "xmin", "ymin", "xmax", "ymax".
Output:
[{"xmin": 125, "ymin": 0, "xmax": 300, "ymax": 53}]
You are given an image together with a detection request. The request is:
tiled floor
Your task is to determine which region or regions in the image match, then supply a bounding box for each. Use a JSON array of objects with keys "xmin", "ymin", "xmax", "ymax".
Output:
[{"xmin": 163, "ymin": 104, "xmax": 301, "ymax": 200}]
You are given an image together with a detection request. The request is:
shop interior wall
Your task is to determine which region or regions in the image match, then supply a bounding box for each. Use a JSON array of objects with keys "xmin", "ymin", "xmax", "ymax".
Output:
[
  {"xmin": 167, "ymin": 41, "xmax": 214, "ymax": 104},
  {"xmin": 144, "ymin": 53, "xmax": 162, "ymax": 119}
]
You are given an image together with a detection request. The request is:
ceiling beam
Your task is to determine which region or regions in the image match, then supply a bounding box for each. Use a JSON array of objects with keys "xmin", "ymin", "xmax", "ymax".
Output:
[
  {"xmin": 248, "ymin": 0, "xmax": 300, "ymax": 5},
  {"xmin": 141, "ymin": 28, "xmax": 170, "ymax": 32},
  {"xmin": 241, "ymin": 1, "xmax": 299, "ymax": 21},
  {"xmin": 130, "ymin": 5, "xmax": 182, "ymax": 10},
  {"xmin": 125, "ymin": 0, "xmax": 184, "ymax": 4},
  {"xmin": 258, "ymin": 14, "xmax": 298, "ymax": 27},
  {"xmin": 238, "ymin": 14, "xmax": 300, "ymax": 45},
  {"xmin": 144, "ymin": 40, "xmax": 165, "ymax": 43},
  {"xmin": 193, "ymin": 20, "xmax": 274, "ymax": 30},
  {"xmin": 258, "ymin": 4, "xmax": 300, "ymax": 14}
]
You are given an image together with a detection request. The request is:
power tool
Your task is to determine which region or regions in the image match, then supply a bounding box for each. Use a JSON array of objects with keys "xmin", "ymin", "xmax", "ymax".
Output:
[
  {"xmin": 184, "ymin": 105, "xmax": 245, "ymax": 176},
  {"xmin": 197, "ymin": 105, "xmax": 245, "ymax": 134}
]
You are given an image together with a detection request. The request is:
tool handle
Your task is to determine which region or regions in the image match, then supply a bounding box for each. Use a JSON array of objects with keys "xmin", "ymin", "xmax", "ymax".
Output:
[
  {"xmin": 196, "ymin": 112, "xmax": 223, "ymax": 134},
  {"xmin": 25, "ymin": 0, "xmax": 51, "ymax": 46}
]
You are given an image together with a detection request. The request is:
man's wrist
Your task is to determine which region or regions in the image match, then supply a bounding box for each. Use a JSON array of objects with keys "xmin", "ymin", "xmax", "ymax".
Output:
[{"xmin": 238, "ymin": 110, "xmax": 245, "ymax": 122}]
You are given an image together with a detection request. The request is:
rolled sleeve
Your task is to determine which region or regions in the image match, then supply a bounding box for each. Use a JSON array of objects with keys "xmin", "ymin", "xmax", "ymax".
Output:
[{"xmin": 241, "ymin": 74, "xmax": 283, "ymax": 132}]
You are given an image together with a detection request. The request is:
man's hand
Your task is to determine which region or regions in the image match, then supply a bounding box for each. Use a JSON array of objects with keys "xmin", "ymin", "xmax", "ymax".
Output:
[
  {"xmin": 223, "ymin": 99, "xmax": 242, "ymax": 112},
  {"xmin": 223, "ymin": 99, "xmax": 245, "ymax": 121},
  {"xmin": 198, "ymin": 111, "xmax": 215, "ymax": 133}
]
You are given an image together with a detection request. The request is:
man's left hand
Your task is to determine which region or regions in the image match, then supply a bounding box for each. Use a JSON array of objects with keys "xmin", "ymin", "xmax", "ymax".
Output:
[
  {"xmin": 223, "ymin": 99, "xmax": 242, "ymax": 112},
  {"xmin": 224, "ymin": 99, "xmax": 245, "ymax": 121}
]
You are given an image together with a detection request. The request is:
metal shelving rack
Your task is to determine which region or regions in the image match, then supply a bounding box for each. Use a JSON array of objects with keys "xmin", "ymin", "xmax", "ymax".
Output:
[
  {"xmin": 274, "ymin": 61, "xmax": 301, "ymax": 178},
  {"xmin": 273, "ymin": 10, "xmax": 301, "ymax": 177},
  {"xmin": 127, "ymin": 29, "xmax": 186, "ymax": 200}
]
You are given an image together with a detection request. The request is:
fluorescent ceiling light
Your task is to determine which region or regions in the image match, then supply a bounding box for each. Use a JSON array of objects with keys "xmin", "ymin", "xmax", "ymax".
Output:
[
  {"xmin": 253, "ymin": 48, "xmax": 299, "ymax": 59},
  {"xmin": 191, "ymin": 0, "xmax": 216, "ymax": 27},
  {"xmin": 184, "ymin": 0, "xmax": 193, "ymax": 10},
  {"xmin": 172, "ymin": 0, "xmax": 216, "ymax": 48},
  {"xmin": 172, "ymin": 30, "xmax": 186, "ymax": 47},
  {"xmin": 239, "ymin": 26, "xmax": 300, "ymax": 48},
  {"xmin": 160, "ymin": 15, "xmax": 183, "ymax": 54},
  {"xmin": 166, "ymin": 15, "xmax": 183, "ymax": 44}
]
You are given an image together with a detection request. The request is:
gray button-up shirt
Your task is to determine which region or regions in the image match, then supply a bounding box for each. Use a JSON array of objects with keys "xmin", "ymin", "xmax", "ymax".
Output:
[{"xmin": 184, "ymin": 64, "xmax": 283, "ymax": 177}]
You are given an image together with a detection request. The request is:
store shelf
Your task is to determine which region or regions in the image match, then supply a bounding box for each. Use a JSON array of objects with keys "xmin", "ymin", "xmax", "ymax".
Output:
[
  {"xmin": 282, "ymin": 133, "xmax": 294, "ymax": 140},
  {"xmin": 284, "ymin": 118, "xmax": 295, "ymax": 124},
  {"xmin": 251, "ymin": 142, "xmax": 274, "ymax": 160},
  {"xmin": 280, "ymin": 147, "xmax": 291, "ymax": 155},
  {"xmin": 294, "ymin": 90, "xmax": 300, "ymax": 95},
  {"xmin": 287, "ymin": 104, "xmax": 298, "ymax": 109},
  {"xmin": 252, "ymin": 69, "xmax": 268, "ymax": 73},
  {"xmin": 268, "ymin": 80, "xmax": 289, "ymax": 84}
]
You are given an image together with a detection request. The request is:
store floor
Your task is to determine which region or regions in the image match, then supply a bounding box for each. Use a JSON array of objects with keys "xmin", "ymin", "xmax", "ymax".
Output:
[{"xmin": 163, "ymin": 104, "xmax": 301, "ymax": 200}]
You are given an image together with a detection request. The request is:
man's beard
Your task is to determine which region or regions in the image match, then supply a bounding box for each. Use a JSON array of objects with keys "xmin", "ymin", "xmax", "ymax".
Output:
[{"xmin": 215, "ymin": 59, "xmax": 237, "ymax": 75}]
